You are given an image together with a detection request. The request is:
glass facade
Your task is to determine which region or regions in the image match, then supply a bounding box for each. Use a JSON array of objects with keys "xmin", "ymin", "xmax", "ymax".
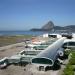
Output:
[
  {"xmin": 63, "ymin": 42, "xmax": 75, "ymax": 48},
  {"xmin": 32, "ymin": 58, "xmax": 52, "ymax": 65},
  {"xmin": 49, "ymin": 35, "xmax": 57, "ymax": 38},
  {"xmin": 69, "ymin": 42, "xmax": 75, "ymax": 46}
]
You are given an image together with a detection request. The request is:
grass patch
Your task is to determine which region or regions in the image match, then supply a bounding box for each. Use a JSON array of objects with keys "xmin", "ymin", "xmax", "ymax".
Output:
[
  {"xmin": 63, "ymin": 64, "xmax": 74, "ymax": 75},
  {"xmin": 69, "ymin": 52, "xmax": 75, "ymax": 65},
  {"xmin": 62, "ymin": 50, "xmax": 75, "ymax": 75},
  {"xmin": 0, "ymin": 35, "xmax": 32, "ymax": 47}
]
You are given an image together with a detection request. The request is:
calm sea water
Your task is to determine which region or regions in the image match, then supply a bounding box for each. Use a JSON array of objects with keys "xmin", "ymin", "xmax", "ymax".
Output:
[{"xmin": 0, "ymin": 31, "xmax": 50, "ymax": 36}]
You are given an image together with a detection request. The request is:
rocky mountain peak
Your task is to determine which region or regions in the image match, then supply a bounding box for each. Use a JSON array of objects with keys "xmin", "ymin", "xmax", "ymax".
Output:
[{"xmin": 41, "ymin": 21, "xmax": 54, "ymax": 30}]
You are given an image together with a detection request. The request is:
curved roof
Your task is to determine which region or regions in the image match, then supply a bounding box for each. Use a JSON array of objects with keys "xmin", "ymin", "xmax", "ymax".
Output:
[
  {"xmin": 32, "ymin": 37, "xmax": 66, "ymax": 65},
  {"xmin": 63, "ymin": 38, "xmax": 75, "ymax": 43}
]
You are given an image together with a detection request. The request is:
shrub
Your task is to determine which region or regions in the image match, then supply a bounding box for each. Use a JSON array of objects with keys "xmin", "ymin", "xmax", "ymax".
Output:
[
  {"xmin": 69, "ymin": 58, "xmax": 75, "ymax": 65},
  {"xmin": 71, "ymin": 52, "xmax": 75, "ymax": 58}
]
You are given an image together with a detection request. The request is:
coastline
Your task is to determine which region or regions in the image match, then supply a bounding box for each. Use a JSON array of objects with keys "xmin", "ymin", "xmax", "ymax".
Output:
[{"xmin": 0, "ymin": 31, "xmax": 48, "ymax": 36}]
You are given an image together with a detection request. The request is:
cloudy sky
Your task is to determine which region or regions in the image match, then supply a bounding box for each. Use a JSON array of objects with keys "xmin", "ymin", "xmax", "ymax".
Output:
[{"xmin": 0, "ymin": 0, "xmax": 75, "ymax": 30}]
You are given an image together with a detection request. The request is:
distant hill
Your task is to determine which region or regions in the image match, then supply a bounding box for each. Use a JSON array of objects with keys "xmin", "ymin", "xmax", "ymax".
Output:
[
  {"xmin": 30, "ymin": 21, "xmax": 54, "ymax": 31},
  {"xmin": 30, "ymin": 21, "xmax": 75, "ymax": 32},
  {"xmin": 54, "ymin": 25, "xmax": 75, "ymax": 32},
  {"xmin": 41, "ymin": 21, "xmax": 54, "ymax": 30}
]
